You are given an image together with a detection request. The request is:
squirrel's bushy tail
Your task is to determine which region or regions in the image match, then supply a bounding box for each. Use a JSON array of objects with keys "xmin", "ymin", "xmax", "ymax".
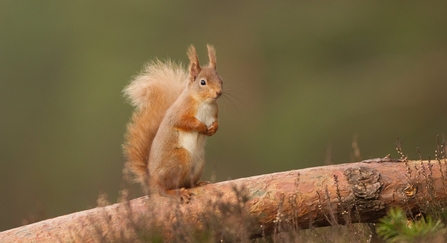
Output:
[{"xmin": 123, "ymin": 60, "xmax": 187, "ymax": 185}]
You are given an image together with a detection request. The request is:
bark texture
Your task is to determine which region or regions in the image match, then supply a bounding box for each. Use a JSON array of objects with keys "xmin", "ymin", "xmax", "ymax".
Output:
[{"xmin": 1, "ymin": 159, "xmax": 446, "ymax": 242}]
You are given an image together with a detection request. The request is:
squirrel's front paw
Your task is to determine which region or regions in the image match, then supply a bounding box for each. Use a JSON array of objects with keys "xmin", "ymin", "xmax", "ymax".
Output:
[
  {"xmin": 197, "ymin": 123, "xmax": 208, "ymax": 135},
  {"xmin": 204, "ymin": 121, "xmax": 218, "ymax": 136}
]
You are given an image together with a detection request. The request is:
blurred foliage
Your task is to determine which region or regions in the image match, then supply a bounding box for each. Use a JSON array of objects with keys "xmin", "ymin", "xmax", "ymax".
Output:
[
  {"xmin": 377, "ymin": 207, "xmax": 445, "ymax": 242},
  {"xmin": 1, "ymin": 1, "xmax": 447, "ymax": 231}
]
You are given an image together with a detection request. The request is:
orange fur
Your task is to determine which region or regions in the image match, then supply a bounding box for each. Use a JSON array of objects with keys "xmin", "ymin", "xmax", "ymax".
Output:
[{"xmin": 123, "ymin": 45, "xmax": 223, "ymax": 200}]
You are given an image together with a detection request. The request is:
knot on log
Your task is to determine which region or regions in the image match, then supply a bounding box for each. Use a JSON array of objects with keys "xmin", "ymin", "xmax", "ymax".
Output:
[
  {"xmin": 403, "ymin": 184, "xmax": 417, "ymax": 198},
  {"xmin": 344, "ymin": 167, "xmax": 384, "ymax": 211}
]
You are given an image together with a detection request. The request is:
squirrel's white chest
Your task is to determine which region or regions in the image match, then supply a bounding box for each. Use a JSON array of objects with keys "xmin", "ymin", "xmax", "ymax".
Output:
[
  {"xmin": 195, "ymin": 102, "xmax": 217, "ymax": 127},
  {"xmin": 178, "ymin": 102, "xmax": 216, "ymax": 155}
]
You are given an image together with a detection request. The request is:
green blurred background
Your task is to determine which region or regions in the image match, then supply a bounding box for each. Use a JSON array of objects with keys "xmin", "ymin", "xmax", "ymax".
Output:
[{"xmin": 1, "ymin": 1, "xmax": 447, "ymax": 231}]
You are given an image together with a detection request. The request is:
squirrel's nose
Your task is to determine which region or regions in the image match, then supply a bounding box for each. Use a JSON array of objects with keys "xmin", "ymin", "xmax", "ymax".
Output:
[{"xmin": 216, "ymin": 91, "xmax": 222, "ymax": 97}]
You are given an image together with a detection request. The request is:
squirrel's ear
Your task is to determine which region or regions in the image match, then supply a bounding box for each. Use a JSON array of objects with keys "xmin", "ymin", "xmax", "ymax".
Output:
[
  {"xmin": 207, "ymin": 44, "xmax": 216, "ymax": 69},
  {"xmin": 188, "ymin": 45, "xmax": 201, "ymax": 81}
]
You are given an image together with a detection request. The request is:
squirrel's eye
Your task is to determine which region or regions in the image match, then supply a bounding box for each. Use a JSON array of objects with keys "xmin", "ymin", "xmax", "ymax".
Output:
[{"xmin": 200, "ymin": 79, "xmax": 206, "ymax": 86}]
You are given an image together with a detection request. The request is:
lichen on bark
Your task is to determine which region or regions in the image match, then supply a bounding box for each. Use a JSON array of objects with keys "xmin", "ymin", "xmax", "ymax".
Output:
[{"xmin": 344, "ymin": 167, "xmax": 384, "ymax": 211}]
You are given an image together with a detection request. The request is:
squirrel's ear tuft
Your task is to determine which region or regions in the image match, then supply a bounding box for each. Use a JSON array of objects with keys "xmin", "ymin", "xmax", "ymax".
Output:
[
  {"xmin": 207, "ymin": 44, "xmax": 216, "ymax": 69},
  {"xmin": 188, "ymin": 45, "xmax": 201, "ymax": 81}
]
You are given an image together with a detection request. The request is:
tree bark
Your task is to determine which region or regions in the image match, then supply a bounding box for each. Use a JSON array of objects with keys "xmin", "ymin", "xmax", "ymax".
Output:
[{"xmin": 1, "ymin": 159, "xmax": 446, "ymax": 242}]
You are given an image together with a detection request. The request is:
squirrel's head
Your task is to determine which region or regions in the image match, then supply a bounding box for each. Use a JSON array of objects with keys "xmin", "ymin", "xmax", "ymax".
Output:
[{"xmin": 187, "ymin": 45, "xmax": 223, "ymax": 102}]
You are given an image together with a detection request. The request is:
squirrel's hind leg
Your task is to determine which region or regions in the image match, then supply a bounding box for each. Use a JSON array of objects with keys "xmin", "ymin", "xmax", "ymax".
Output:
[
  {"xmin": 161, "ymin": 188, "xmax": 193, "ymax": 204},
  {"xmin": 195, "ymin": 181, "xmax": 211, "ymax": 187}
]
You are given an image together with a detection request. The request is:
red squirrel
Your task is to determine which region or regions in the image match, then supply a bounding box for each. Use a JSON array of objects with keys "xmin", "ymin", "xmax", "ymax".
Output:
[{"xmin": 123, "ymin": 45, "xmax": 223, "ymax": 202}]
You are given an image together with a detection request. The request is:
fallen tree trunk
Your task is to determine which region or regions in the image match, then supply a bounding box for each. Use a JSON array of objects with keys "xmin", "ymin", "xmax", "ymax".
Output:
[{"xmin": 1, "ymin": 159, "xmax": 446, "ymax": 242}]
